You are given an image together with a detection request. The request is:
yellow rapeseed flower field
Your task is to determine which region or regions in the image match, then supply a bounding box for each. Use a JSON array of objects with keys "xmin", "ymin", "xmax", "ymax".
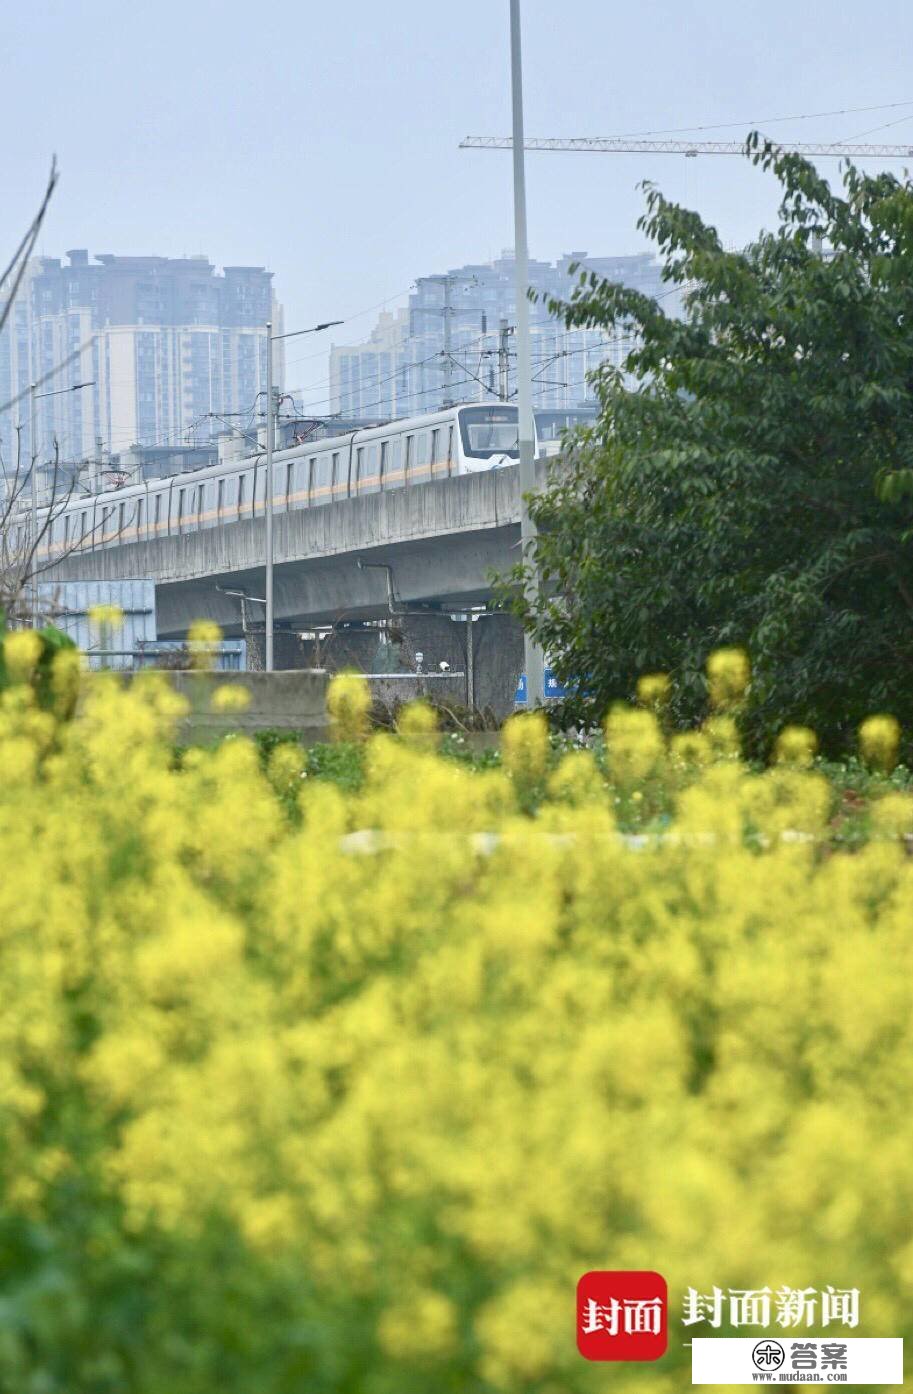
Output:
[{"xmin": 0, "ymin": 652, "xmax": 911, "ymax": 1392}]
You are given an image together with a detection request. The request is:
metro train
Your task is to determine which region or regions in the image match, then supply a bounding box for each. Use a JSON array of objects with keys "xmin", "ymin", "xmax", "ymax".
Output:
[{"xmin": 29, "ymin": 402, "xmax": 596, "ymax": 558}]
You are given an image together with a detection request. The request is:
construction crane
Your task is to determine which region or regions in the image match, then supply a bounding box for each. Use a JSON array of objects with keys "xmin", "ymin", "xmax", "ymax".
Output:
[{"xmin": 460, "ymin": 135, "xmax": 913, "ymax": 158}]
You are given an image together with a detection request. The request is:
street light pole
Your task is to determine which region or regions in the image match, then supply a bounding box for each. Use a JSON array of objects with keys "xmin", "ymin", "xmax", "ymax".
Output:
[
  {"xmin": 509, "ymin": 0, "xmax": 546, "ymax": 707},
  {"xmin": 263, "ymin": 319, "xmax": 343, "ymax": 672},
  {"xmin": 265, "ymin": 321, "xmax": 275, "ymax": 672},
  {"xmin": 29, "ymin": 382, "xmax": 38, "ymax": 627}
]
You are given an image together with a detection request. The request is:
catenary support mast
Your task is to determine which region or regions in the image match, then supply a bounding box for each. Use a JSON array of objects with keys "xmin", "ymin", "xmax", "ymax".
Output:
[{"xmin": 509, "ymin": 0, "xmax": 546, "ymax": 707}]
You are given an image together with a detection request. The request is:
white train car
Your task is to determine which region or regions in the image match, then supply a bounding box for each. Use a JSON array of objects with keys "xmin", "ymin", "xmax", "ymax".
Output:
[{"xmin": 35, "ymin": 402, "xmax": 593, "ymax": 558}]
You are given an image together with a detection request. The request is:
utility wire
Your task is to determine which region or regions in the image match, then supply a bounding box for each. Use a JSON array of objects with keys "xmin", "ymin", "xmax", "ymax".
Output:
[
  {"xmin": 612, "ymin": 99, "xmax": 913, "ymax": 140},
  {"xmin": 0, "ymin": 336, "xmax": 95, "ymax": 419},
  {"xmin": 832, "ymin": 111, "xmax": 913, "ymax": 145}
]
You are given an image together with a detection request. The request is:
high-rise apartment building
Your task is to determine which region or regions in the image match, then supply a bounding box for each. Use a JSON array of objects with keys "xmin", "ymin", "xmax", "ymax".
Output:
[
  {"xmin": 0, "ymin": 251, "xmax": 280, "ymax": 475},
  {"xmin": 329, "ymin": 250, "xmax": 680, "ymax": 419}
]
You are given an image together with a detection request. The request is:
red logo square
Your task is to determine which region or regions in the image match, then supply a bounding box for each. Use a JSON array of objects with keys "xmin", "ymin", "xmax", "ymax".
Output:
[{"xmin": 577, "ymin": 1270, "xmax": 668, "ymax": 1361}]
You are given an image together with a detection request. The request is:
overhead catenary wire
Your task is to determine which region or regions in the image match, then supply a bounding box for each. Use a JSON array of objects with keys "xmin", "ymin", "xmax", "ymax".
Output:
[
  {"xmin": 0, "ymin": 336, "xmax": 96, "ymax": 419},
  {"xmin": 608, "ymin": 98, "xmax": 913, "ymax": 141}
]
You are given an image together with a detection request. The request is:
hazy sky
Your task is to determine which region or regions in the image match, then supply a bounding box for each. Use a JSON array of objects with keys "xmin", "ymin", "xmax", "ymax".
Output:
[{"xmin": 6, "ymin": 0, "xmax": 913, "ymax": 411}]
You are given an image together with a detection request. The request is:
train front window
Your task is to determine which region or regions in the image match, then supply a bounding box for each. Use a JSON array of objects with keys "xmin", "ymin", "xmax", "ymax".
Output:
[
  {"xmin": 459, "ymin": 406, "xmax": 520, "ymax": 458},
  {"xmin": 534, "ymin": 409, "xmax": 597, "ymax": 442}
]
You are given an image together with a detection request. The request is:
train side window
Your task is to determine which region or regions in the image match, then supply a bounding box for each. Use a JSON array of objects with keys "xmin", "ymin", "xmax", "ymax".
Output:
[
  {"xmin": 306, "ymin": 457, "xmax": 316, "ymax": 505},
  {"xmin": 63, "ymin": 513, "xmax": 70, "ymax": 548},
  {"xmin": 379, "ymin": 440, "xmax": 388, "ymax": 485},
  {"xmin": 355, "ymin": 447, "xmax": 364, "ymax": 487},
  {"xmin": 217, "ymin": 478, "xmax": 224, "ymax": 517},
  {"xmin": 447, "ymin": 424, "xmax": 454, "ymax": 467},
  {"xmin": 81, "ymin": 510, "xmax": 88, "ymax": 542},
  {"xmin": 237, "ymin": 475, "xmax": 246, "ymax": 519},
  {"xmin": 331, "ymin": 452, "xmax": 340, "ymax": 494},
  {"xmin": 136, "ymin": 498, "xmax": 144, "ymax": 534},
  {"xmin": 417, "ymin": 432, "xmax": 430, "ymax": 468},
  {"xmin": 431, "ymin": 428, "xmax": 440, "ymax": 465},
  {"xmin": 404, "ymin": 435, "xmax": 413, "ymax": 481},
  {"xmin": 314, "ymin": 452, "xmax": 330, "ymax": 503},
  {"xmin": 153, "ymin": 494, "xmax": 161, "ymax": 531},
  {"xmin": 177, "ymin": 489, "xmax": 186, "ymax": 530}
]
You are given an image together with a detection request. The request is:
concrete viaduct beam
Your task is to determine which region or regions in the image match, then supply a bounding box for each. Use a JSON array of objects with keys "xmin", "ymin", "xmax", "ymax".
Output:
[{"xmin": 48, "ymin": 464, "xmax": 551, "ymax": 638}]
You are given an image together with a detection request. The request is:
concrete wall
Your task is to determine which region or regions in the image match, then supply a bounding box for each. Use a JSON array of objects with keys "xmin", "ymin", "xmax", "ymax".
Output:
[
  {"xmin": 263, "ymin": 612, "xmax": 524, "ymax": 719},
  {"xmin": 101, "ymin": 669, "xmax": 329, "ymax": 744}
]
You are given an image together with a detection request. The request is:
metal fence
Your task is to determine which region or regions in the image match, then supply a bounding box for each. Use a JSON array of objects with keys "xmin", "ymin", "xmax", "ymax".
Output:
[{"xmin": 35, "ymin": 579, "xmax": 246, "ymax": 671}]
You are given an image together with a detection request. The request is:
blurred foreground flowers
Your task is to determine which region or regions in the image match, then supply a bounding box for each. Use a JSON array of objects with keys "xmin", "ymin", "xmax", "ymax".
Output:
[{"xmin": 0, "ymin": 647, "xmax": 912, "ymax": 1393}]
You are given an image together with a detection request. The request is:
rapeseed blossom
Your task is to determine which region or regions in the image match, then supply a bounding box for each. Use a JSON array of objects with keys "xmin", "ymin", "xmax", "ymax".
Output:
[
  {"xmin": 859, "ymin": 713, "xmax": 901, "ymax": 772},
  {"xmin": 210, "ymin": 682, "xmax": 252, "ymax": 712},
  {"xmin": 396, "ymin": 698, "xmax": 439, "ymax": 749},
  {"xmin": 327, "ymin": 669, "xmax": 371, "ymax": 741},
  {"xmin": 187, "ymin": 618, "xmax": 222, "ymax": 671},
  {"xmin": 637, "ymin": 671, "xmax": 672, "ymax": 710},
  {"xmin": 501, "ymin": 709, "xmax": 549, "ymax": 781},
  {"xmin": 0, "ymin": 653, "xmax": 911, "ymax": 1393},
  {"xmin": 87, "ymin": 603, "xmax": 123, "ymax": 635},
  {"xmin": 775, "ymin": 724, "xmax": 818, "ymax": 766},
  {"xmin": 707, "ymin": 646, "xmax": 750, "ymax": 709}
]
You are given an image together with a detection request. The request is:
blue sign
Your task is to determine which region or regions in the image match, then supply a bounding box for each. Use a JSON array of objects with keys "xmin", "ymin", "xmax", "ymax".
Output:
[{"xmin": 515, "ymin": 668, "xmax": 571, "ymax": 704}]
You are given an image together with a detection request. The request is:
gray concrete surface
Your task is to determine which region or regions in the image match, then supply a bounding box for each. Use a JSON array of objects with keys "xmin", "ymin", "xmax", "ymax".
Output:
[
  {"xmin": 48, "ymin": 463, "xmax": 555, "ymax": 636},
  {"xmin": 96, "ymin": 669, "xmax": 330, "ymax": 743}
]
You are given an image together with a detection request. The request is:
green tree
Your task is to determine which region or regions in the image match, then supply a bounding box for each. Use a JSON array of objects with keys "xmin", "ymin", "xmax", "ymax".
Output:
[{"xmin": 506, "ymin": 136, "xmax": 913, "ymax": 753}]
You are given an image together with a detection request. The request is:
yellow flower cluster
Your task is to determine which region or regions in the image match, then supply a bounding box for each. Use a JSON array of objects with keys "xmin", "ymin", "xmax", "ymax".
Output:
[
  {"xmin": 327, "ymin": 669, "xmax": 372, "ymax": 741},
  {"xmin": 187, "ymin": 618, "xmax": 223, "ymax": 672},
  {"xmin": 859, "ymin": 713, "xmax": 902, "ymax": 772},
  {"xmin": 707, "ymin": 646, "xmax": 751, "ymax": 709},
  {"xmin": 0, "ymin": 656, "xmax": 911, "ymax": 1392}
]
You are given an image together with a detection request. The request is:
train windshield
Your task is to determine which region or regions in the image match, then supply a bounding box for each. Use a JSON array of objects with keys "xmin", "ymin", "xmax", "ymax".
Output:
[
  {"xmin": 459, "ymin": 406, "xmax": 520, "ymax": 458},
  {"xmin": 533, "ymin": 408, "xmax": 597, "ymax": 443}
]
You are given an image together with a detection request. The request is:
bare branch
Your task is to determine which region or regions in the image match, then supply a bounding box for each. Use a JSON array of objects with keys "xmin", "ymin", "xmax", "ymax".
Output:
[{"xmin": 0, "ymin": 157, "xmax": 59, "ymax": 340}]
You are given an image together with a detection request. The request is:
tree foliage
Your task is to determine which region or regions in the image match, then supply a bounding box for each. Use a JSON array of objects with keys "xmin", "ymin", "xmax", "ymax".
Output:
[{"xmin": 506, "ymin": 136, "xmax": 913, "ymax": 752}]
